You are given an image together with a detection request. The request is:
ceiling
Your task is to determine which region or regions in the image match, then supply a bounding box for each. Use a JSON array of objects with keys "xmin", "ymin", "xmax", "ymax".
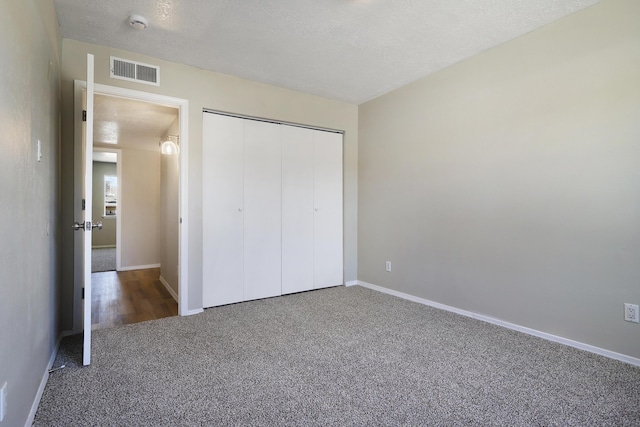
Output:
[
  {"xmin": 93, "ymin": 94, "xmax": 178, "ymax": 152},
  {"xmin": 54, "ymin": 0, "xmax": 600, "ymax": 104}
]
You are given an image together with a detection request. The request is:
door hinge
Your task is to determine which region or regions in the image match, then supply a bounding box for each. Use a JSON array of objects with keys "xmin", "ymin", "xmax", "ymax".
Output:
[
  {"xmin": 82, "ymin": 110, "xmax": 87, "ymax": 122},
  {"xmin": 82, "ymin": 287, "xmax": 85, "ymax": 299},
  {"xmin": 82, "ymin": 199, "xmax": 86, "ymax": 211}
]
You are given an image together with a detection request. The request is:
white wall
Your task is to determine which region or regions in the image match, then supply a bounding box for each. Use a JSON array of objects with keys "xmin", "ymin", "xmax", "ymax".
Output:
[
  {"xmin": 120, "ymin": 147, "xmax": 161, "ymax": 269},
  {"xmin": 358, "ymin": 0, "xmax": 640, "ymax": 359},
  {"xmin": 60, "ymin": 39, "xmax": 358, "ymax": 317},
  {"xmin": 0, "ymin": 0, "xmax": 61, "ymax": 425}
]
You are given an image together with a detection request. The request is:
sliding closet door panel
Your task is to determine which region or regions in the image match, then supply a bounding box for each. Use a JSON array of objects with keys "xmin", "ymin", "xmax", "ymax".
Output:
[
  {"xmin": 314, "ymin": 131, "xmax": 344, "ymax": 289},
  {"xmin": 244, "ymin": 120, "xmax": 282, "ymax": 301},
  {"xmin": 202, "ymin": 113, "xmax": 244, "ymax": 307},
  {"xmin": 281, "ymin": 126, "xmax": 315, "ymax": 295}
]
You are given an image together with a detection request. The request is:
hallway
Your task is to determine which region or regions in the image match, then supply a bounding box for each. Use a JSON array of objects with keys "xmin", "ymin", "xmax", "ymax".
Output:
[{"xmin": 91, "ymin": 268, "xmax": 177, "ymax": 330}]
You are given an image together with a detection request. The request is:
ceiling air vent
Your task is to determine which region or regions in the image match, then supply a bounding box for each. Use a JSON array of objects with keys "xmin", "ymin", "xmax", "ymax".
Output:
[{"xmin": 110, "ymin": 56, "xmax": 160, "ymax": 86}]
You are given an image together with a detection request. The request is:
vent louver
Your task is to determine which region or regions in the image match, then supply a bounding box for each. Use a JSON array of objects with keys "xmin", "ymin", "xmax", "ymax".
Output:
[{"xmin": 110, "ymin": 56, "xmax": 160, "ymax": 86}]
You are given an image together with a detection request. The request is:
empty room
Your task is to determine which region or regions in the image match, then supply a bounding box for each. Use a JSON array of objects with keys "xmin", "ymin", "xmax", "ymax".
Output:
[{"xmin": 1, "ymin": 0, "xmax": 639, "ymax": 425}]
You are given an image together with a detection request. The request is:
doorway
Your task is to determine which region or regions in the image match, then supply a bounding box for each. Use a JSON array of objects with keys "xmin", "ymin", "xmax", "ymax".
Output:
[
  {"xmin": 90, "ymin": 93, "xmax": 178, "ymax": 330},
  {"xmin": 73, "ymin": 81, "xmax": 190, "ymax": 335},
  {"xmin": 91, "ymin": 148, "xmax": 120, "ymax": 274}
]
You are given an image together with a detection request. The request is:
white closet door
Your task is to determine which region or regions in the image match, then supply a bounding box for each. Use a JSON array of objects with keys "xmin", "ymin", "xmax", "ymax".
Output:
[
  {"xmin": 243, "ymin": 120, "xmax": 282, "ymax": 301},
  {"xmin": 314, "ymin": 131, "xmax": 343, "ymax": 289},
  {"xmin": 281, "ymin": 126, "xmax": 314, "ymax": 295},
  {"xmin": 202, "ymin": 113, "xmax": 245, "ymax": 307}
]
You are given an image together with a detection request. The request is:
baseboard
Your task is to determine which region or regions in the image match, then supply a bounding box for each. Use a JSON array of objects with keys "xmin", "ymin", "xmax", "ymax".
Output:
[
  {"xmin": 158, "ymin": 276, "xmax": 201, "ymax": 317},
  {"xmin": 345, "ymin": 280, "xmax": 358, "ymax": 287},
  {"xmin": 91, "ymin": 245, "xmax": 116, "ymax": 249},
  {"xmin": 183, "ymin": 308, "xmax": 204, "ymax": 316},
  {"xmin": 25, "ymin": 330, "xmax": 72, "ymax": 427},
  {"xmin": 118, "ymin": 263, "xmax": 161, "ymax": 272},
  {"xmin": 356, "ymin": 280, "xmax": 640, "ymax": 367},
  {"xmin": 159, "ymin": 275, "xmax": 178, "ymax": 302}
]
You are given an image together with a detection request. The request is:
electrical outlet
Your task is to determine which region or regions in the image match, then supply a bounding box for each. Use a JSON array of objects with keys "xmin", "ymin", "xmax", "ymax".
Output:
[
  {"xmin": 385, "ymin": 261, "xmax": 391, "ymax": 272},
  {"xmin": 624, "ymin": 303, "xmax": 639, "ymax": 323},
  {"xmin": 0, "ymin": 382, "xmax": 6, "ymax": 422}
]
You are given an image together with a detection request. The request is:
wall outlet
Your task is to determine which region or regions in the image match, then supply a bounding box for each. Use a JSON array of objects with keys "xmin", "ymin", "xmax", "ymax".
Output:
[
  {"xmin": 385, "ymin": 261, "xmax": 391, "ymax": 272},
  {"xmin": 0, "ymin": 382, "xmax": 6, "ymax": 422},
  {"xmin": 624, "ymin": 303, "xmax": 639, "ymax": 323}
]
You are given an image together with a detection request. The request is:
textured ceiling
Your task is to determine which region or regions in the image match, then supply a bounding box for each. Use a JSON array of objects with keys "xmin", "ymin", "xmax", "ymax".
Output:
[
  {"xmin": 94, "ymin": 94, "xmax": 178, "ymax": 152},
  {"xmin": 55, "ymin": 0, "xmax": 600, "ymax": 104}
]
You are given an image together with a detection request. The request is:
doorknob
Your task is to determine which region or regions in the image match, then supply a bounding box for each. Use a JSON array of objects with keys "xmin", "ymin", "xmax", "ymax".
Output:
[{"xmin": 72, "ymin": 220, "xmax": 102, "ymax": 231}]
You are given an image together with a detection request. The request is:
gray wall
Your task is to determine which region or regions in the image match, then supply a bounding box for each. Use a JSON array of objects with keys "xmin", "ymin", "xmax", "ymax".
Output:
[
  {"xmin": 160, "ymin": 118, "xmax": 180, "ymax": 295},
  {"xmin": 59, "ymin": 38, "xmax": 358, "ymax": 321},
  {"xmin": 0, "ymin": 0, "xmax": 61, "ymax": 425},
  {"xmin": 92, "ymin": 161, "xmax": 117, "ymax": 247},
  {"xmin": 358, "ymin": 0, "xmax": 640, "ymax": 359}
]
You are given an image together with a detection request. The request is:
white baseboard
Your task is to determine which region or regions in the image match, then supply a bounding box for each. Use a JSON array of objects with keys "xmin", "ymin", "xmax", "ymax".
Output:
[
  {"xmin": 118, "ymin": 263, "xmax": 161, "ymax": 272},
  {"xmin": 345, "ymin": 280, "xmax": 358, "ymax": 287},
  {"xmin": 91, "ymin": 245, "xmax": 116, "ymax": 249},
  {"xmin": 159, "ymin": 275, "xmax": 178, "ymax": 302},
  {"xmin": 183, "ymin": 308, "xmax": 204, "ymax": 316},
  {"xmin": 26, "ymin": 330, "xmax": 73, "ymax": 427},
  {"xmin": 356, "ymin": 280, "xmax": 640, "ymax": 367}
]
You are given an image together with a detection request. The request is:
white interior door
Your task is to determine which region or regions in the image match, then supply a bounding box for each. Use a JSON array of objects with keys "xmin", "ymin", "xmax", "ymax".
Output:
[
  {"xmin": 314, "ymin": 130, "xmax": 343, "ymax": 289},
  {"xmin": 82, "ymin": 53, "xmax": 94, "ymax": 365},
  {"xmin": 202, "ymin": 113, "xmax": 245, "ymax": 307},
  {"xmin": 243, "ymin": 120, "xmax": 282, "ymax": 301},
  {"xmin": 281, "ymin": 125, "xmax": 314, "ymax": 295}
]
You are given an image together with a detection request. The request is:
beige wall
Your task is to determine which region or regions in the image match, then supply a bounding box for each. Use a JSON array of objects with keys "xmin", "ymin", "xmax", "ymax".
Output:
[
  {"xmin": 160, "ymin": 118, "xmax": 180, "ymax": 295},
  {"xmin": 0, "ymin": 0, "xmax": 61, "ymax": 425},
  {"xmin": 120, "ymin": 148, "xmax": 161, "ymax": 268},
  {"xmin": 92, "ymin": 161, "xmax": 117, "ymax": 247},
  {"xmin": 358, "ymin": 0, "xmax": 640, "ymax": 359},
  {"xmin": 60, "ymin": 39, "xmax": 358, "ymax": 317}
]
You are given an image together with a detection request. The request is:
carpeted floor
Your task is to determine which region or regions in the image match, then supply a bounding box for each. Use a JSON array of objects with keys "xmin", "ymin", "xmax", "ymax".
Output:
[
  {"xmin": 92, "ymin": 247, "xmax": 116, "ymax": 272},
  {"xmin": 35, "ymin": 286, "xmax": 640, "ymax": 426}
]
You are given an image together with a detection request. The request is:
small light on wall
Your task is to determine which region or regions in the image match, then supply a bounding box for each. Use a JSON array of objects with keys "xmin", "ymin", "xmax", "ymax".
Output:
[{"xmin": 160, "ymin": 135, "xmax": 179, "ymax": 155}]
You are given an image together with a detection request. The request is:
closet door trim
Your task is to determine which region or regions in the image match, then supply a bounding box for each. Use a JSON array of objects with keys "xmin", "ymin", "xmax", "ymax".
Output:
[{"xmin": 203, "ymin": 108, "xmax": 344, "ymax": 135}]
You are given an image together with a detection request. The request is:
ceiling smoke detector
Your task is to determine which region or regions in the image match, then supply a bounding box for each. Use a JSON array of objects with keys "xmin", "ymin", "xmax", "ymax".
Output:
[{"xmin": 128, "ymin": 14, "xmax": 148, "ymax": 30}]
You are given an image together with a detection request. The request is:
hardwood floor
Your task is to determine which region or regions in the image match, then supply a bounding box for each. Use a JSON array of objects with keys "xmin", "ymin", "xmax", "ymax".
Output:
[{"xmin": 91, "ymin": 268, "xmax": 177, "ymax": 331}]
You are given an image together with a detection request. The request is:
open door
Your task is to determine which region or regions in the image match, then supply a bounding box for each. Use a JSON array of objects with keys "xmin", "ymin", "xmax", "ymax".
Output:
[
  {"xmin": 83, "ymin": 53, "xmax": 94, "ymax": 366},
  {"xmin": 72, "ymin": 54, "xmax": 97, "ymax": 365}
]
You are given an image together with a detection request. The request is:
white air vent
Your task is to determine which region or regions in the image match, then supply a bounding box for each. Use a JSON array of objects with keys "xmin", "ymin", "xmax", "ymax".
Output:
[{"xmin": 110, "ymin": 56, "xmax": 160, "ymax": 86}]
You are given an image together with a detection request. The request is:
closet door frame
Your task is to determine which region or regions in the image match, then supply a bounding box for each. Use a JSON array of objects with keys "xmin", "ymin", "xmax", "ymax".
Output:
[{"xmin": 202, "ymin": 110, "xmax": 344, "ymax": 307}]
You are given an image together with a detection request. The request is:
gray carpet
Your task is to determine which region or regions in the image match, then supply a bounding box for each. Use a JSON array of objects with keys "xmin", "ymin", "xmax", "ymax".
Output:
[
  {"xmin": 35, "ymin": 286, "xmax": 640, "ymax": 426},
  {"xmin": 92, "ymin": 247, "xmax": 115, "ymax": 272}
]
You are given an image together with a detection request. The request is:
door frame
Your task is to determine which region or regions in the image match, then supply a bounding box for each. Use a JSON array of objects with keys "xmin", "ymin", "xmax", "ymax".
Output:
[{"xmin": 73, "ymin": 81, "xmax": 191, "ymax": 332}]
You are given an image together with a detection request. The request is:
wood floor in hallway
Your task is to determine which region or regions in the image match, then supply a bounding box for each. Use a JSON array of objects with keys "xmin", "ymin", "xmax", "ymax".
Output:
[{"xmin": 91, "ymin": 268, "xmax": 178, "ymax": 330}]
